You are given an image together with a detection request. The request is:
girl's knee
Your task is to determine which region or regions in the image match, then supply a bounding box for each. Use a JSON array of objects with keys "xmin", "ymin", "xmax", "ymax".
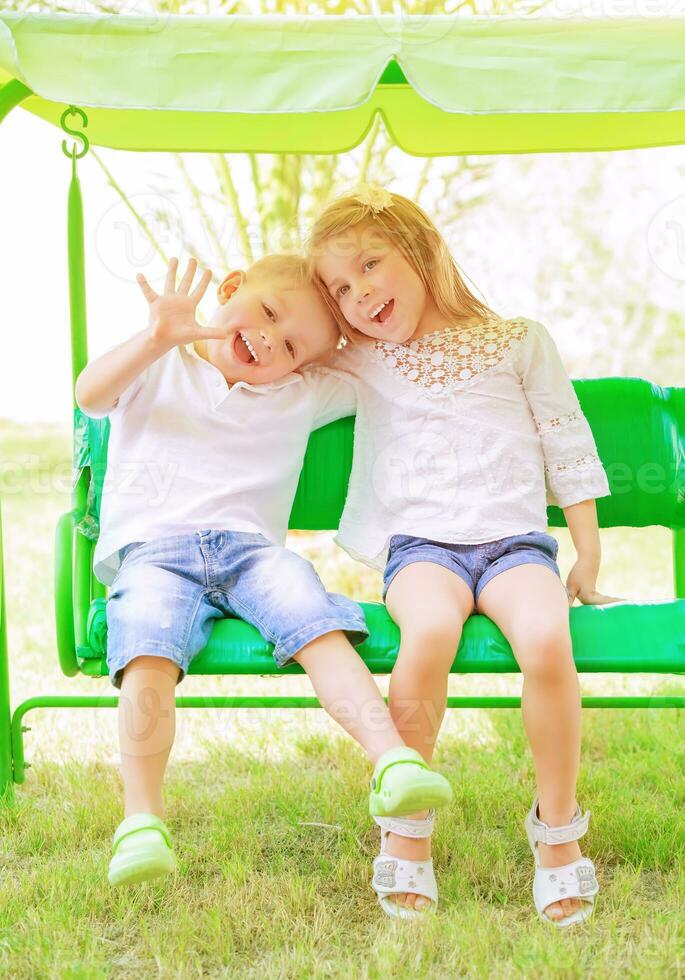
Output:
[
  {"xmin": 514, "ymin": 626, "xmax": 575, "ymax": 679},
  {"xmin": 403, "ymin": 614, "xmax": 463, "ymax": 648},
  {"xmin": 394, "ymin": 617, "xmax": 463, "ymax": 679}
]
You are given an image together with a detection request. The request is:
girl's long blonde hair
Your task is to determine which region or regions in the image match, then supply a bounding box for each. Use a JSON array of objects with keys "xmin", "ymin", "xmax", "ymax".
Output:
[{"xmin": 305, "ymin": 189, "xmax": 500, "ymax": 343}]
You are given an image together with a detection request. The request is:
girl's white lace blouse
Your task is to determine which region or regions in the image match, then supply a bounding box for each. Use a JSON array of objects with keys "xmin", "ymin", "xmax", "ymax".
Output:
[{"xmin": 313, "ymin": 315, "xmax": 611, "ymax": 573}]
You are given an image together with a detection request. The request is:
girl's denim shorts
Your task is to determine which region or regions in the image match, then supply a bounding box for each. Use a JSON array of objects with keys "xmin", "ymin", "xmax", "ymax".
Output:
[
  {"xmin": 106, "ymin": 529, "xmax": 369, "ymax": 689},
  {"xmin": 382, "ymin": 530, "xmax": 561, "ymax": 604}
]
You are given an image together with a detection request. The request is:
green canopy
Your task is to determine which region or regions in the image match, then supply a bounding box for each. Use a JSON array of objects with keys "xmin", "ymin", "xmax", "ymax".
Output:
[{"xmin": 1, "ymin": 12, "xmax": 684, "ymax": 154}]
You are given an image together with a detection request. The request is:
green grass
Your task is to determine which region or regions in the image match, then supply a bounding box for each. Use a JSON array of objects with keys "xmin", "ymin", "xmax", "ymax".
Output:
[{"xmin": 0, "ymin": 420, "xmax": 684, "ymax": 978}]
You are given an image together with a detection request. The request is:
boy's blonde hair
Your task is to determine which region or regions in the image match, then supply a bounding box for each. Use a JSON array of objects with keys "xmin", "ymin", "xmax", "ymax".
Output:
[
  {"xmin": 245, "ymin": 252, "xmax": 311, "ymax": 290},
  {"xmin": 305, "ymin": 189, "xmax": 499, "ymax": 343}
]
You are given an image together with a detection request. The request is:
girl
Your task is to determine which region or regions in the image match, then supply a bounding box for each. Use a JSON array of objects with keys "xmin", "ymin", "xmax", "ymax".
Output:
[{"xmin": 305, "ymin": 186, "xmax": 618, "ymax": 926}]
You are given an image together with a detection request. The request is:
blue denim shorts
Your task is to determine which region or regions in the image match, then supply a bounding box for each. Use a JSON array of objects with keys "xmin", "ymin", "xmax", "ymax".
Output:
[
  {"xmin": 382, "ymin": 530, "xmax": 561, "ymax": 604},
  {"xmin": 105, "ymin": 529, "xmax": 369, "ymax": 689}
]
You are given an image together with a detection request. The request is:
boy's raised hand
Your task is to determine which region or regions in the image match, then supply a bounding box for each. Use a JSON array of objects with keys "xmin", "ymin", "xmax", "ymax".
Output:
[{"xmin": 136, "ymin": 257, "xmax": 228, "ymax": 351}]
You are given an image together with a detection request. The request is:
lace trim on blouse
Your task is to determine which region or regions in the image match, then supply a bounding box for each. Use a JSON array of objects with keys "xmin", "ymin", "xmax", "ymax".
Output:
[
  {"xmin": 537, "ymin": 414, "xmax": 604, "ymax": 476},
  {"xmin": 535, "ymin": 409, "xmax": 584, "ymax": 433},
  {"xmin": 546, "ymin": 453, "xmax": 604, "ymax": 475},
  {"xmin": 370, "ymin": 315, "xmax": 528, "ymax": 393}
]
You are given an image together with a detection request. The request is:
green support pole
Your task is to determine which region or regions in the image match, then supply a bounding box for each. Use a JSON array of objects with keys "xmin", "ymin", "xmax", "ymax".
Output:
[
  {"xmin": 0, "ymin": 501, "xmax": 14, "ymax": 802},
  {"xmin": 67, "ymin": 145, "xmax": 89, "ymax": 401},
  {"xmin": 674, "ymin": 528, "xmax": 685, "ymax": 600},
  {"xmin": 0, "ymin": 78, "xmax": 34, "ymax": 802},
  {"xmin": 0, "ymin": 79, "xmax": 32, "ymax": 127},
  {"xmin": 63, "ymin": 111, "xmax": 92, "ymax": 656}
]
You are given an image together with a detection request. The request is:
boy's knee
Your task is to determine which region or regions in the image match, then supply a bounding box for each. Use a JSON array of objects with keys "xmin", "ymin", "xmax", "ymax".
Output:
[{"xmin": 121, "ymin": 655, "xmax": 182, "ymax": 682}]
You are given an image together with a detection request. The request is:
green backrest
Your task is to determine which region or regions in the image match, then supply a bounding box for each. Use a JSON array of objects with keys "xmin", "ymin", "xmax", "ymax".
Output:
[{"xmin": 74, "ymin": 377, "xmax": 685, "ymax": 542}]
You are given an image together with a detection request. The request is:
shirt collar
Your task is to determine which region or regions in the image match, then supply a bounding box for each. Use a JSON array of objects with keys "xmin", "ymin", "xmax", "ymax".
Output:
[{"xmin": 183, "ymin": 343, "xmax": 304, "ymax": 394}]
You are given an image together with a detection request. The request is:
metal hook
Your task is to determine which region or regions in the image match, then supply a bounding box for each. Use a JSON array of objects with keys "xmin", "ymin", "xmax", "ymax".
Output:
[{"xmin": 60, "ymin": 105, "xmax": 90, "ymax": 160}]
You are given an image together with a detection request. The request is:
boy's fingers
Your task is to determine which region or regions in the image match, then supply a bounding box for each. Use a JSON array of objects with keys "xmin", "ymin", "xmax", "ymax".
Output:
[
  {"xmin": 190, "ymin": 267, "xmax": 213, "ymax": 301},
  {"xmin": 178, "ymin": 257, "xmax": 198, "ymax": 294},
  {"xmin": 135, "ymin": 273, "xmax": 158, "ymax": 303},
  {"xmin": 164, "ymin": 256, "xmax": 179, "ymax": 295}
]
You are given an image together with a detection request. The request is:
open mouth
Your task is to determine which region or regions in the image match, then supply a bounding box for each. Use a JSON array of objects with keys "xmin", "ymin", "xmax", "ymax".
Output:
[
  {"xmin": 233, "ymin": 331, "xmax": 260, "ymax": 365},
  {"xmin": 369, "ymin": 298, "xmax": 395, "ymax": 325}
]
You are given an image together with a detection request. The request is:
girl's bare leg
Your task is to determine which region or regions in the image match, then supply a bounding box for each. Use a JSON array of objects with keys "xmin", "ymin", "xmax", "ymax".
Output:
[
  {"xmin": 382, "ymin": 563, "xmax": 475, "ymax": 910},
  {"xmin": 476, "ymin": 563, "xmax": 584, "ymax": 923}
]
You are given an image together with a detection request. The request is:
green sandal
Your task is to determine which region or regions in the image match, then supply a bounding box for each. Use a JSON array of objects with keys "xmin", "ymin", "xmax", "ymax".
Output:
[
  {"xmin": 369, "ymin": 747, "xmax": 453, "ymax": 817},
  {"xmin": 108, "ymin": 813, "xmax": 177, "ymax": 887}
]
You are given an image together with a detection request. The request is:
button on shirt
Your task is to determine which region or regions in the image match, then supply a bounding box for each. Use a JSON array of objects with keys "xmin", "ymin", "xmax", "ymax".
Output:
[
  {"xmin": 87, "ymin": 343, "xmax": 356, "ymax": 585},
  {"xmin": 315, "ymin": 315, "xmax": 611, "ymax": 573}
]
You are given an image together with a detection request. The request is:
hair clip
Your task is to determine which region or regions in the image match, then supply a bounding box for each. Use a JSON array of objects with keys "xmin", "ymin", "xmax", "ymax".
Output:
[{"xmin": 351, "ymin": 183, "xmax": 394, "ymax": 214}]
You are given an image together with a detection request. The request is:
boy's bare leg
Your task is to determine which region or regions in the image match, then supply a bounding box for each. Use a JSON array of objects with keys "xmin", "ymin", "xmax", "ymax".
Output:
[
  {"xmin": 292, "ymin": 630, "xmax": 407, "ymax": 765},
  {"xmin": 116, "ymin": 634, "xmax": 423, "ymax": 819},
  {"xmin": 118, "ymin": 655, "xmax": 180, "ymax": 819}
]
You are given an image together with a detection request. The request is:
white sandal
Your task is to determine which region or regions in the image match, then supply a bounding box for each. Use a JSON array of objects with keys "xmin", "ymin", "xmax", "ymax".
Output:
[
  {"xmin": 371, "ymin": 809, "xmax": 439, "ymax": 920},
  {"xmin": 524, "ymin": 796, "xmax": 600, "ymax": 928}
]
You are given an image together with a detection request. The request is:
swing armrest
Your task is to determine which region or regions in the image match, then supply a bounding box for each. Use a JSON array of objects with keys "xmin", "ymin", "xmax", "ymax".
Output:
[
  {"xmin": 55, "ymin": 504, "xmax": 104, "ymax": 678},
  {"xmin": 54, "ymin": 510, "xmax": 78, "ymax": 676}
]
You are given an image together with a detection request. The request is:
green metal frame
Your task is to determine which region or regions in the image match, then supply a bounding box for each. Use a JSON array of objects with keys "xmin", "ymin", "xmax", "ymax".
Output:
[
  {"xmin": 0, "ymin": 501, "xmax": 12, "ymax": 802},
  {"xmin": 0, "ymin": 79, "xmax": 683, "ymax": 804}
]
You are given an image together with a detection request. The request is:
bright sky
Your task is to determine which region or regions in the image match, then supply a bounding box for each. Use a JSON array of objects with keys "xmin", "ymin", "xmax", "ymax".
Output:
[{"xmin": 0, "ymin": 108, "xmax": 167, "ymax": 423}]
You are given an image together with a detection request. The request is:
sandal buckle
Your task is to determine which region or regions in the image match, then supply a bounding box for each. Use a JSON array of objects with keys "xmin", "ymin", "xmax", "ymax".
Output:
[
  {"xmin": 374, "ymin": 859, "xmax": 397, "ymax": 890},
  {"xmin": 577, "ymin": 866, "xmax": 599, "ymax": 895}
]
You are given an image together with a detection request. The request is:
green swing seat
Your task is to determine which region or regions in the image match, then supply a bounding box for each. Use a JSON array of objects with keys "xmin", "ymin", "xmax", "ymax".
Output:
[
  {"xmin": 1, "ymin": 12, "xmax": 684, "ymax": 799},
  {"xmin": 61, "ymin": 378, "xmax": 685, "ymax": 683}
]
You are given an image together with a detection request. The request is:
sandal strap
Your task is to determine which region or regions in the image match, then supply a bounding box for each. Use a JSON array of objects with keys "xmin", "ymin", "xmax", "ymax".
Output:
[
  {"xmin": 112, "ymin": 813, "xmax": 172, "ymax": 853},
  {"xmin": 370, "ymin": 747, "xmax": 428, "ymax": 792},
  {"xmin": 373, "ymin": 809, "xmax": 436, "ymax": 838},
  {"xmin": 529, "ymin": 798, "xmax": 591, "ymax": 845},
  {"xmin": 372, "ymin": 854, "xmax": 439, "ymax": 907}
]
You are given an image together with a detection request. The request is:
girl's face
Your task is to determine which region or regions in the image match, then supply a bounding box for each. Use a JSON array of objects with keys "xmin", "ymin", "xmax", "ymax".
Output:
[{"xmin": 315, "ymin": 222, "xmax": 448, "ymax": 344}]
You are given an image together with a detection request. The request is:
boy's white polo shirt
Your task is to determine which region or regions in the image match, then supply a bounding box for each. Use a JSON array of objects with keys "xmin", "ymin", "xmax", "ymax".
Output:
[{"xmin": 88, "ymin": 342, "xmax": 355, "ymax": 585}]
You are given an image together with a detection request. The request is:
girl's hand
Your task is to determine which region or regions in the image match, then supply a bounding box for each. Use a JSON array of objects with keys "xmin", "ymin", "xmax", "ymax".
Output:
[
  {"xmin": 565, "ymin": 555, "xmax": 623, "ymax": 606},
  {"xmin": 136, "ymin": 257, "xmax": 228, "ymax": 352}
]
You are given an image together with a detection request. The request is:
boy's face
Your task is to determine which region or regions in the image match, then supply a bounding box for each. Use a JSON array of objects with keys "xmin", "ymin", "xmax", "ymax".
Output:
[{"xmin": 203, "ymin": 272, "xmax": 340, "ymax": 384}]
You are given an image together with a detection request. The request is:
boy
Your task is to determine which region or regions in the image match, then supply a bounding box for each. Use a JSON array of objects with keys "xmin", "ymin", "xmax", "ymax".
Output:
[{"xmin": 76, "ymin": 254, "xmax": 453, "ymax": 887}]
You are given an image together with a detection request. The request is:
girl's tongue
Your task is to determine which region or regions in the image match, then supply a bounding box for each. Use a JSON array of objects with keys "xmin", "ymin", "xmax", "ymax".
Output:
[
  {"xmin": 377, "ymin": 299, "xmax": 394, "ymax": 323},
  {"xmin": 233, "ymin": 332, "xmax": 254, "ymax": 364}
]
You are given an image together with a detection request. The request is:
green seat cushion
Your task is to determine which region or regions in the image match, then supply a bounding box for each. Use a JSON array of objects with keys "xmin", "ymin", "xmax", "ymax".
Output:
[{"xmin": 83, "ymin": 597, "xmax": 685, "ymax": 677}]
